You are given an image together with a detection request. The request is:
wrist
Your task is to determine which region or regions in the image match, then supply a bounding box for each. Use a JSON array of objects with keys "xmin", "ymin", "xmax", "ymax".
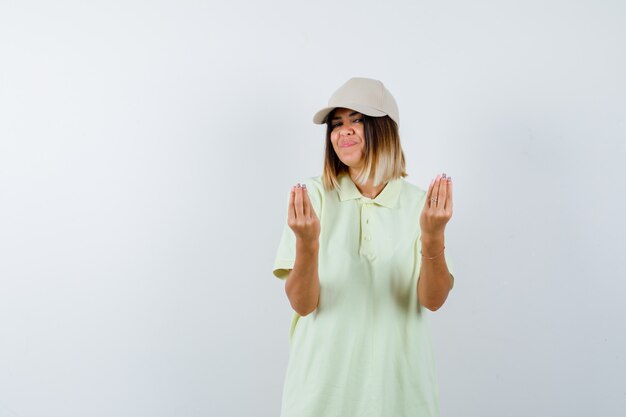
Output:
[
  {"xmin": 296, "ymin": 238, "xmax": 319, "ymax": 252},
  {"xmin": 420, "ymin": 233, "xmax": 444, "ymax": 258},
  {"xmin": 421, "ymin": 232, "xmax": 444, "ymax": 247}
]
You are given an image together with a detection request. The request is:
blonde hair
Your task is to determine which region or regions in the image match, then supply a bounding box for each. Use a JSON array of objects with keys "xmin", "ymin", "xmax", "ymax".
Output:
[{"xmin": 322, "ymin": 112, "xmax": 407, "ymax": 191}]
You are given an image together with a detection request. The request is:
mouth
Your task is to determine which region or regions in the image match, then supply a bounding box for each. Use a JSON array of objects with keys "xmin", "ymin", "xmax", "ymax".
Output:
[{"xmin": 340, "ymin": 140, "xmax": 358, "ymax": 148}]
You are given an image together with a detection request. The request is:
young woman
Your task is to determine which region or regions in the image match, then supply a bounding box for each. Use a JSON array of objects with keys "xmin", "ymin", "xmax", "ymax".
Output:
[{"xmin": 273, "ymin": 77, "xmax": 455, "ymax": 417}]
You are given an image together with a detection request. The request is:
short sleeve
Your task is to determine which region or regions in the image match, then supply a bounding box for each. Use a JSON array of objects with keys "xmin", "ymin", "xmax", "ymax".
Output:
[
  {"xmin": 273, "ymin": 220, "xmax": 297, "ymax": 279},
  {"xmin": 271, "ymin": 177, "xmax": 323, "ymax": 280}
]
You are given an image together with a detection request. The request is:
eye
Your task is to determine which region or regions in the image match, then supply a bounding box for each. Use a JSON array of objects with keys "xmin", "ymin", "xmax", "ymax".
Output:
[
  {"xmin": 352, "ymin": 118, "xmax": 363, "ymax": 123},
  {"xmin": 331, "ymin": 122, "xmax": 342, "ymax": 129}
]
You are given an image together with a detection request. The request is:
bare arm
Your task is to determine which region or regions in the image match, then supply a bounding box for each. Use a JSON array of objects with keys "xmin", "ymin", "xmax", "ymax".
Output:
[
  {"xmin": 417, "ymin": 174, "xmax": 454, "ymax": 311},
  {"xmin": 284, "ymin": 183, "xmax": 320, "ymax": 316},
  {"xmin": 418, "ymin": 233, "xmax": 453, "ymax": 311}
]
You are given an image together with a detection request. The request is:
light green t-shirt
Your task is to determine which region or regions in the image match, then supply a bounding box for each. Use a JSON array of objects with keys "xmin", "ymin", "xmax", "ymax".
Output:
[{"xmin": 273, "ymin": 173, "xmax": 454, "ymax": 417}]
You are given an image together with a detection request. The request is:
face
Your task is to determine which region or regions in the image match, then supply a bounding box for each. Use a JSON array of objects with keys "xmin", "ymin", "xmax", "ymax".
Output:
[{"xmin": 329, "ymin": 108, "xmax": 366, "ymax": 170}]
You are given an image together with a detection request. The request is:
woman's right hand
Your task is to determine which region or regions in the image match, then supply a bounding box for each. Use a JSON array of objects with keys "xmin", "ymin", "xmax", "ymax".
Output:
[{"xmin": 287, "ymin": 183, "xmax": 320, "ymax": 243}]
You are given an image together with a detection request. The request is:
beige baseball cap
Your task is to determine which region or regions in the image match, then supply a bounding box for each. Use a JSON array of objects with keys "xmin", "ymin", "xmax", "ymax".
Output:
[{"xmin": 313, "ymin": 77, "xmax": 400, "ymax": 126}]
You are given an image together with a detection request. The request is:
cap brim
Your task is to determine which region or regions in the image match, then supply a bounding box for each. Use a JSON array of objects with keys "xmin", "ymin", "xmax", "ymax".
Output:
[{"xmin": 312, "ymin": 102, "xmax": 387, "ymax": 124}]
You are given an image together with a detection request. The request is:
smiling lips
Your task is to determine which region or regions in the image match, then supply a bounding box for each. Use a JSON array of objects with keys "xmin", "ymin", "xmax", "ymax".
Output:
[{"xmin": 340, "ymin": 140, "xmax": 358, "ymax": 148}]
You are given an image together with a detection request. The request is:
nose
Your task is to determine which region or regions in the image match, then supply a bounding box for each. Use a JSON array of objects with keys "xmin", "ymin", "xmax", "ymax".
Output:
[{"xmin": 338, "ymin": 123, "xmax": 355, "ymax": 136}]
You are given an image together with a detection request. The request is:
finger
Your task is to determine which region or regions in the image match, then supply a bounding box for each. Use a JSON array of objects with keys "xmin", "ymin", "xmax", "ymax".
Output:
[
  {"xmin": 287, "ymin": 186, "xmax": 296, "ymax": 221},
  {"xmin": 294, "ymin": 184, "xmax": 304, "ymax": 218},
  {"xmin": 437, "ymin": 174, "xmax": 448, "ymax": 211},
  {"xmin": 445, "ymin": 177, "xmax": 453, "ymax": 213},
  {"xmin": 432, "ymin": 175, "xmax": 442, "ymax": 208},
  {"xmin": 302, "ymin": 184, "xmax": 312, "ymax": 218},
  {"xmin": 425, "ymin": 177, "xmax": 435, "ymax": 208}
]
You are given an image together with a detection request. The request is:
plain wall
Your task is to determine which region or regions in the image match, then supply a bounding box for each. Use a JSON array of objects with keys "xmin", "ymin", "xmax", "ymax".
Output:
[{"xmin": 1, "ymin": 0, "xmax": 625, "ymax": 416}]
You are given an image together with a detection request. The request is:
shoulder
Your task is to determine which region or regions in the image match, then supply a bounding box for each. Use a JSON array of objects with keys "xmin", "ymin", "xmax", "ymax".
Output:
[
  {"xmin": 397, "ymin": 177, "xmax": 428, "ymax": 208},
  {"xmin": 301, "ymin": 175, "xmax": 324, "ymax": 190},
  {"xmin": 299, "ymin": 175, "xmax": 325, "ymax": 213},
  {"xmin": 399, "ymin": 177, "xmax": 426, "ymax": 197},
  {"xmin": 300, "ymin": 175, "xmax": 324, "ymax": 199}
]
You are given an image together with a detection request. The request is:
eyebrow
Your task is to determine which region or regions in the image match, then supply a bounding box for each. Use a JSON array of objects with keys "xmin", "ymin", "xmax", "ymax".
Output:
[{"xmin": 331, "ymin": 111, "xmax": 361, "ymax": 121}]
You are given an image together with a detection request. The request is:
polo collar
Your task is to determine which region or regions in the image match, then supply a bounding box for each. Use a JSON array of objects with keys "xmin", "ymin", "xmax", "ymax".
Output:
[{"xmin": 337, "ymin": 174, "xmax": 402, "ymax": 208}]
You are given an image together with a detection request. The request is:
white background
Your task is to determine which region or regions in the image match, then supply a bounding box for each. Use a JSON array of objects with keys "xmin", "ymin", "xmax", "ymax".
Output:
[{"xmin": 1, "ymin": 1, "xmax": 625, "ymax": 416}]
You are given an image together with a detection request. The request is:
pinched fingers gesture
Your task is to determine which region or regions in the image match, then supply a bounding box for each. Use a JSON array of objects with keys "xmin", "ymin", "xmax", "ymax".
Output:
[
  {"xmin": 287, "ymin": 183, "xmax": 320, "ymax": 243},
  {"xmin": 420, "ymin": 173, "xmax": 453, "ymax": 236}
]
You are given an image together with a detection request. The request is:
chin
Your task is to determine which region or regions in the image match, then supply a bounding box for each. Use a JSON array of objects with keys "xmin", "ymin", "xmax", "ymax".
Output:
[
  {"xmin": 339, "ymin": 157, "xmax": 360, "ymax": 167},
  {"xmin": 339, "ymin": 153, "xmax": 363, "ymax": 166}
]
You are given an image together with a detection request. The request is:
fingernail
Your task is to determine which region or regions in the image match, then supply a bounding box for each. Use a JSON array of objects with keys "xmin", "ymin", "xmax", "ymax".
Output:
[
  {"xmin": 296, "ymin": 183, "xmax": 301, "ymax": 188},
  {"xmin": 442, "ymin": 173, "xmax": 447, "ymax": 178},
  {"xmin": 447, "ymin": 176, "xmax": 452, "ymax": 181},
  {"xmin": 302, "ymin": 184, "xmax": 307, "ymax": 189}
]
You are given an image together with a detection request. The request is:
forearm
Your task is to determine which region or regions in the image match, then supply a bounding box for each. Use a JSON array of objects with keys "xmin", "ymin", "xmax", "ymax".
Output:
[
  {"xmin": 417, "ymin": 233, "xmax": 453, "ymax": 311},
  {"xmin": 285, "ymin": 238, "xmax": 320, "ymax": 316}
]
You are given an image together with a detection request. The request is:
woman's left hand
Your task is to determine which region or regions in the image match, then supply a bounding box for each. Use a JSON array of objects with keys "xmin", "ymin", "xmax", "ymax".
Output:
[{"xmin": 420, "ymin": 173, "xmax": 453, "ymax": 237}]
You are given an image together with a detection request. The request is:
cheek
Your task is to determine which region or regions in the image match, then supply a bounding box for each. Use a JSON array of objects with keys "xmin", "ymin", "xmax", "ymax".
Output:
[{"xmin": 330, "ymin": 133, "xmax": 339, "ymax": 148}]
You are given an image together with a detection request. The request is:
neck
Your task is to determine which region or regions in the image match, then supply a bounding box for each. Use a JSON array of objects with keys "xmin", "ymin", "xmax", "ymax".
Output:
[{"xmin": 349, "ymin": 169, "xmax": 387, "ymax": 199}]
